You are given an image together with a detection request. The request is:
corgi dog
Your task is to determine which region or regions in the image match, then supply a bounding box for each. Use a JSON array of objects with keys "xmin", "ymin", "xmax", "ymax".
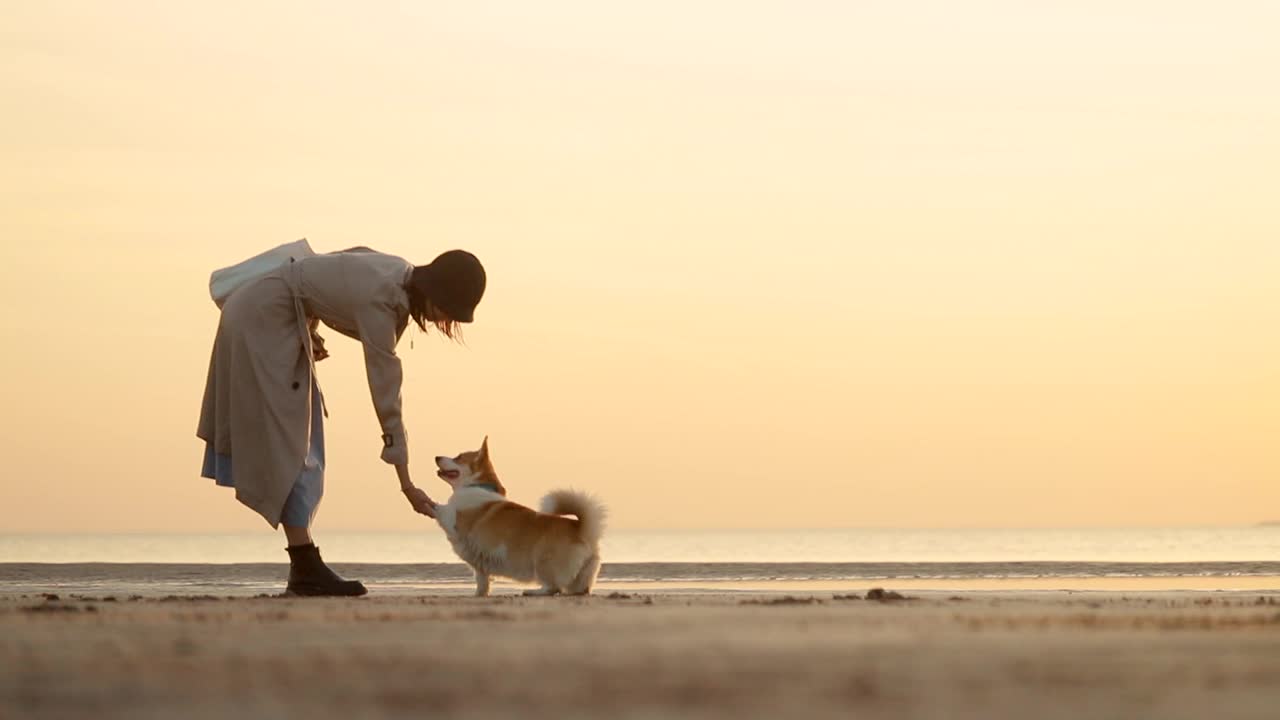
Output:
[{"xmin": 433, "ymin": 437, "xmax": 606, "ymax": 597}]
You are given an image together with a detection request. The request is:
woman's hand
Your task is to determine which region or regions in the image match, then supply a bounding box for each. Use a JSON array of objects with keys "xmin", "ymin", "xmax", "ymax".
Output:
[
  {"xmin": 310, "ymin": 329, "xmax": 330, "ymax": 361},
  {"xmin": 403, "ymin": 486, "xmax": 437, "ymax": 518}
]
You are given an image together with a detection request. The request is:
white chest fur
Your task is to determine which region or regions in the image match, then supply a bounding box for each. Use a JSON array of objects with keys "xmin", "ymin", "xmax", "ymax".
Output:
[
  {"xmin": 435, "ymin": 488, "xmax": 500, "ymax": 536},
  {"xmin": 434, "ymin": 488, "xmax": 517, "ymax": 578}
]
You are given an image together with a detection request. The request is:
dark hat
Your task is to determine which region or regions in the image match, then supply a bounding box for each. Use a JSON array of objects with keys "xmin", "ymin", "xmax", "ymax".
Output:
[{"xmin": 420, "ymin": 250, "xmax": 486, "ymax": 323}]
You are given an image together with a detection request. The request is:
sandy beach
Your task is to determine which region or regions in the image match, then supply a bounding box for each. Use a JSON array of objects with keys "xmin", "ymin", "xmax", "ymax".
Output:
[{"xmin": 4, "ymin": 589, "xmax": 1279, "ymax": 720}]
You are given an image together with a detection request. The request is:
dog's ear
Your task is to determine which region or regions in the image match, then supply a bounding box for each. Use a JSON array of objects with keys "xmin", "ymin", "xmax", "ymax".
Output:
[{"xmin": 480, "ymin": 435, "xmax": 490, "ymax": 458}]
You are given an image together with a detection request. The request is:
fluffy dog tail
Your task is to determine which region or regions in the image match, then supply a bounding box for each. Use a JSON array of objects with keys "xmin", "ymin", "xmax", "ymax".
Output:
[{"xmin": 541, "ymin": 489, "xmax": 607, "ymax": 544}]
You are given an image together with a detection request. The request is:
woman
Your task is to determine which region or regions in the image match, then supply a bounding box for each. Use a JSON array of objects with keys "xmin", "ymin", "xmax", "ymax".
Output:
[{"xmin": 197, "ymin": 247, "xmax": 486, "ymax": 596}]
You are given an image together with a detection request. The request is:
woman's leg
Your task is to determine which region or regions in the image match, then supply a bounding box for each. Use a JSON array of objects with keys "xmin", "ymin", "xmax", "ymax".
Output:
[
  {"xmin": 281, "ymin": 383, "xmax": 366, "ymax": 597},
  {"xmin": 281, "ymin": 380, "xmax": 326, "ymax": 539},
  {"xmin": 283, "ymin": 524, "xmax": 312, "ymax": 546}
]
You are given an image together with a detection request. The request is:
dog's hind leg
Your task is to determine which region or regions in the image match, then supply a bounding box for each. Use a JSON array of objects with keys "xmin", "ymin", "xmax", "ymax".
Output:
[
  {"xmin": 565, "ymin": 553, "xmax": 601, "ymax": 596},
  {"xmin": 525, "ymin": 552, "xmax": 569, "ymax": 596},
  {"xmin": 475, "ymin": 571, "xmax": 491, "ymax": 598}
]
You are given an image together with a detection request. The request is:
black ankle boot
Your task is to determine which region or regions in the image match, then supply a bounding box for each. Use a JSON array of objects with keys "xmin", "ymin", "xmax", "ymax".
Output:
[{"xmin": 285, "ymin": 543, "xmax": 368, "ymax": 597}]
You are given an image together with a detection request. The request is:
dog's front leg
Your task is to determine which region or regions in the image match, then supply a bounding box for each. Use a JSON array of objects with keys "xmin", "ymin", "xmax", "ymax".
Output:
[{"xmin": 475, "ymin": 571, "xmax": 491, "ymax": 597}]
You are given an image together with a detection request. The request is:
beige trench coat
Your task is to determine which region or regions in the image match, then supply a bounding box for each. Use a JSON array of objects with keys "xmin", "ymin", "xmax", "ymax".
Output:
[{"xmin": 197, "ymin": 248, "xmax": 413, "ymax": 526}]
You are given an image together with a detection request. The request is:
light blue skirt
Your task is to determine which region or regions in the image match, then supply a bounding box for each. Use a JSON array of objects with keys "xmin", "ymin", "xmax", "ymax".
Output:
[{"xmin": 201, "ymin": 383, "xmax": 325, "ymax": 527}]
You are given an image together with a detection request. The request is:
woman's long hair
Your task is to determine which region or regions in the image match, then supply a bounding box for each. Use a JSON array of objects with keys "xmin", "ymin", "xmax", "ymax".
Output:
[{"xmin": 408, "ymin": 269, "xmax": 462, "ymax": 341}]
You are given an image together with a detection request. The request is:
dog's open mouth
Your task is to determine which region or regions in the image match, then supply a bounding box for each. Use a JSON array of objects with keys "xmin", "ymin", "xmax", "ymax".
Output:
[{"xmin": 437, "ymin": 469, "xmax": 461, "ymax": 481}]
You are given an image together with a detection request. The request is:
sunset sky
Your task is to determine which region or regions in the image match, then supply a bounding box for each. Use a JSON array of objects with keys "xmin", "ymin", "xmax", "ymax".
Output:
[{"xmin": 2, "ymin": 2, "xmax": 1276, "ymax": 534}]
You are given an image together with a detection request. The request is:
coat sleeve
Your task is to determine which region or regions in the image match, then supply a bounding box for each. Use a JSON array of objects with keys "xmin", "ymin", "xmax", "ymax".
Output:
[{"xmin": 355, "ymin": 303, "xmax": 409, "ymax": 465}]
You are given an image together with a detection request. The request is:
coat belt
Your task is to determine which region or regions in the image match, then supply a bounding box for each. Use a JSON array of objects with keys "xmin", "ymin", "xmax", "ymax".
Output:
[{"xmin": 285, "ymin": 260, "xmax": 329, "ymax": 418}]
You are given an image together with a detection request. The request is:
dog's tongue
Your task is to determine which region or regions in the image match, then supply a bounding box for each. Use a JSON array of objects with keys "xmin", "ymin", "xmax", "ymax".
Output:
[{"xmin": 437, "ymin": 470, "xmax": 460, "ymax": 480}]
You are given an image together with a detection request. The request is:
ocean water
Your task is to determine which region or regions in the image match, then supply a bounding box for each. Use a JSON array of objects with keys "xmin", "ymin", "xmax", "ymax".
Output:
[
  {"xmin": 2, "ymin": 526, "xmax": 1278, "ymax": 564},
  {"xmin": 2, "ymin": 527, "xmax": 1277, "ymax": 595}
]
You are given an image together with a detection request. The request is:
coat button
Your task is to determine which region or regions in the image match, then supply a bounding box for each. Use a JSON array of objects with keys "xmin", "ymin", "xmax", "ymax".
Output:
[{"xmin": 291, "ymin": 381, "xmax": 300, "ymax": 390}]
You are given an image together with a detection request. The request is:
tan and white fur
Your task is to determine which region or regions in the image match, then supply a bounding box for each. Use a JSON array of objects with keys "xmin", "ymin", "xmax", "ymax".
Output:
[{"xmin": 433, "ymin": 437, "xmax": 605, "ymax": 597}]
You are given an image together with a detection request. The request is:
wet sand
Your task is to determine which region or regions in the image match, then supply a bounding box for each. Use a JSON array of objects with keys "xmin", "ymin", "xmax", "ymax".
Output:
[{"xmin": 3, "ymin": 590, "xmax": 1279, "ymax": 719}]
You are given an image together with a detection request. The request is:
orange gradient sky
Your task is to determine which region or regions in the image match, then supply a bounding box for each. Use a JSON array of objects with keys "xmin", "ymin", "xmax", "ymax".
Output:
[{"xmin": 1, "ymin": 2, "xmax": 1277, "ymax": 533}]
